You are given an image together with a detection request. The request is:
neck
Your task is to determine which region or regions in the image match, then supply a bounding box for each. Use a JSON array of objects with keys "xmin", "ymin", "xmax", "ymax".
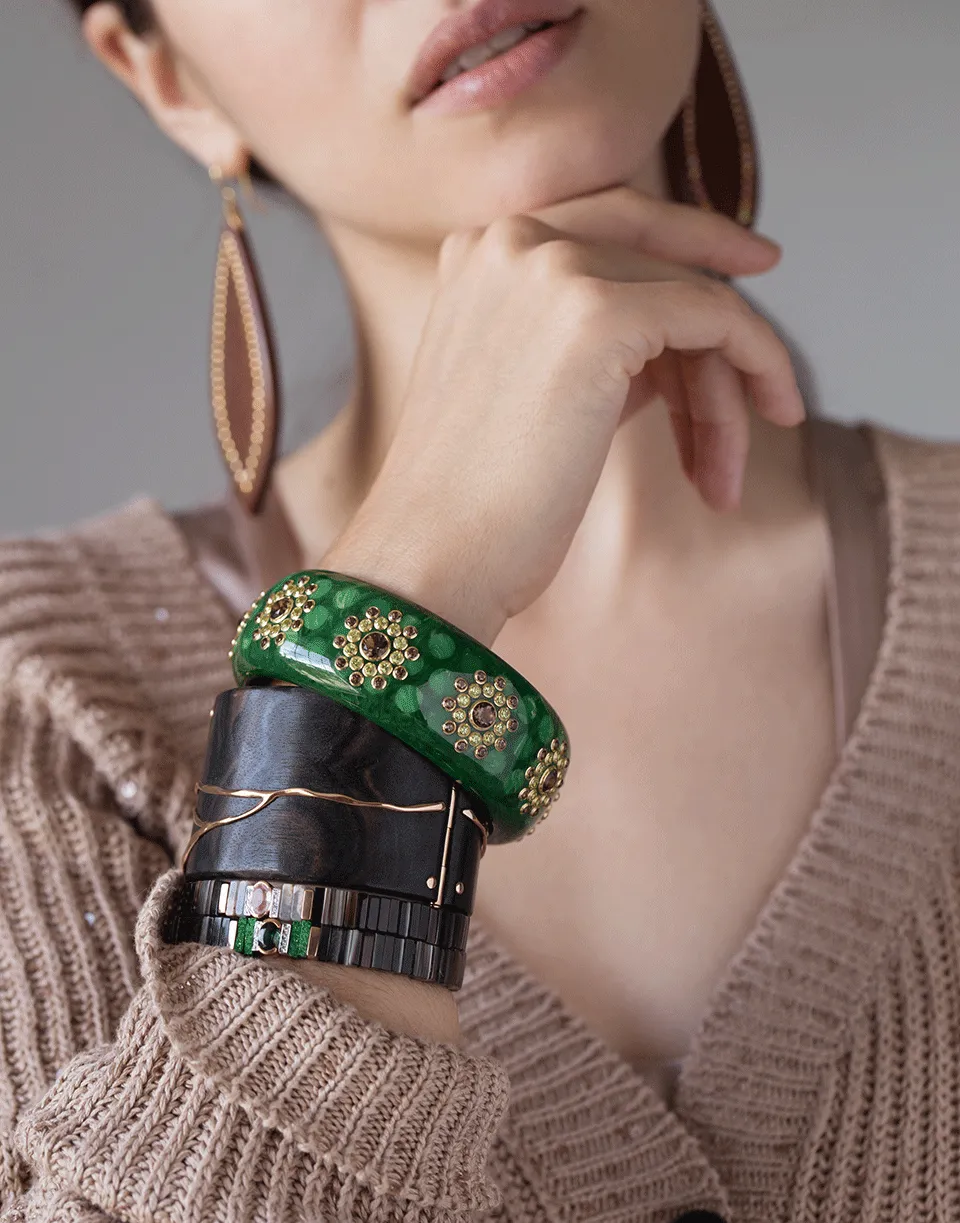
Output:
[{"xmin": 274, "ymin": 156, "xmax": 812, "ymax": 607}]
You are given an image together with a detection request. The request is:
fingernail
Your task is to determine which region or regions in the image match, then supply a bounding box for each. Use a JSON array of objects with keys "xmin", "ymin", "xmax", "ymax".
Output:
[{"xmin": 752, "ymin": 232, "xmax": 782, "ymax": 252}]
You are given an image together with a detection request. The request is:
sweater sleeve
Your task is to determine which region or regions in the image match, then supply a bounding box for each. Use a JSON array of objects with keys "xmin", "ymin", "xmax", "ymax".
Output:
[
  {"xmin": 0, "ymin": 533, "xmax": 510, "ymax": 1222},
  {"xmin": 6, "ymin": 867, "xmax": 509, "ymax": 1223}
]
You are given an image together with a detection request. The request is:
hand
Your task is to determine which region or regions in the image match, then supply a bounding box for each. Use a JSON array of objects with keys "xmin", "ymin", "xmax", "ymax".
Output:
[{"xmin": 323, "ymin": 186, "xmax": 805, "ymax": 645}]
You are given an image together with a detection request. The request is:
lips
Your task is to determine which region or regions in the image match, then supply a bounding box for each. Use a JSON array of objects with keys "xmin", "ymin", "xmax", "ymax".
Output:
[{"xmin": 406, "ymin": 0, "xmax": 584, "ymax": 106}]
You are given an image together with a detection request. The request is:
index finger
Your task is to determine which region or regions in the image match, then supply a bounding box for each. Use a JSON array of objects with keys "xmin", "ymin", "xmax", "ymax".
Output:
[{"xmin": 525, "ymin": 185, "xmax": 782, "ymax": 279}]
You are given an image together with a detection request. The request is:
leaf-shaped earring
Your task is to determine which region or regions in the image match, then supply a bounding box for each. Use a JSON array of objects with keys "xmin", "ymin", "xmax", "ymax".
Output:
[
  {"xmin": 209, "ymin": 160, "xmax": 281, "ymax": 515},
  {"xmin": 662, "ymin": 0, "xmax": 760, "ymax": 229}
]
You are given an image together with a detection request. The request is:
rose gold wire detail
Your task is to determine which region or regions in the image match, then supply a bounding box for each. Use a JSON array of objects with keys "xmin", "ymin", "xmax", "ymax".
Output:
[
  {"xmin": 209, "ymin": 167, "xmax": 267, "ymax": 499},
  {"xmin": 180, "ymin": 783, "xmax": 446, "ymax": 869}
]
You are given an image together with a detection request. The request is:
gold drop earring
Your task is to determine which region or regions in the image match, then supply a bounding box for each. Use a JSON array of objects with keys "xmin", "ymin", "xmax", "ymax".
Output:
[{"xmin": 208, "ymin": 159, "xmax": 282, "ymax": 516}]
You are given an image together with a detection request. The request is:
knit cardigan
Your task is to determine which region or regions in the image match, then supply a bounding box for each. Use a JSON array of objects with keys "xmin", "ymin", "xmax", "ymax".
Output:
[{"xmin": 2, "ymin": 420, "xmax": 960, "ymax": 1223}]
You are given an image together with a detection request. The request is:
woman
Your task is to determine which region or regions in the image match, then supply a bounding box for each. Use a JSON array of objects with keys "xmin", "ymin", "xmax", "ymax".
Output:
[{"xmin": 2, "ymin": 1, "xmax": 959, "ymax": 1220}]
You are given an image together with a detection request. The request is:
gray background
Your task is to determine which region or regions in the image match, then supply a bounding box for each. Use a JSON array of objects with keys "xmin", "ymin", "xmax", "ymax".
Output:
[{"xmin": 1, "ymin": 0, "xmax": 958, "ymax": 534}]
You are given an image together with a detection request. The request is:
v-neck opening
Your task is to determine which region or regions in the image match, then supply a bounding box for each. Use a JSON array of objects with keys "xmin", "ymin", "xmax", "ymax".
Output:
[{"xmin": 457, "ymin": 419, "xmax": 903, "ymax": 1107}]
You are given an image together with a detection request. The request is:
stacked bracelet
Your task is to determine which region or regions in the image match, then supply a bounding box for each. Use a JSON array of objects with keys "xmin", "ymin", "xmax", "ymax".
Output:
[
  {"xmin": 230, "ymin": 570, "xmax": 571, "ymax": 842},
  {"xmin": 164, "ymin": 876, "xmax": 469, "ymax": 988},
  {"xmin": 166, "ymin": 684, "xmax": 486, "ymax": 988}
]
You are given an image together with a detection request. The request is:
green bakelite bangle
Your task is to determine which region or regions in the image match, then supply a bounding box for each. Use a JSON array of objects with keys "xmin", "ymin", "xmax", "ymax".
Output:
[{"xmin": 229, "ymin": 570, "xmax": 570, "ymax": 843}]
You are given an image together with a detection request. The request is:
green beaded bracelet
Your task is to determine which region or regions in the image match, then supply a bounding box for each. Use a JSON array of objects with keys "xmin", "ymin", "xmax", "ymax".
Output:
[{"xmin": 229, "ymin": 570, "xmax": 570, "ymax": 843}]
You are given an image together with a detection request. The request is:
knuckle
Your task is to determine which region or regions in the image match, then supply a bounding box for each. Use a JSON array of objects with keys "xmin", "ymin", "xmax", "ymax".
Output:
[
  {"xmin": 483, "ymin": 214, "xmax": 543, "ymax": 256},
  {"xmin": 562, "ymin": 274, "xmax": 610, "ymax": 325},
  {"xmin": 529, "ymin": 237, "xmax": 584, "ymax": 279},
  {"xmin": 438, "ymin": 227, "xmax": 482, "ymax": 278}
]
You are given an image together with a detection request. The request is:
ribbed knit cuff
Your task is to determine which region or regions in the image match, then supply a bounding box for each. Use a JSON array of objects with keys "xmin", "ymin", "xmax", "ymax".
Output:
[{"xmin": 13, "ymin": 869, "xmax": 509, "ymax": 1223}]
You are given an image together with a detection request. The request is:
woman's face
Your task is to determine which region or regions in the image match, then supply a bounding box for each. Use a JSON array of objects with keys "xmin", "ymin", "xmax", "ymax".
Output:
[{"xmin": 146, "ymin": 0, "xmax": 702, "ymax": 242}]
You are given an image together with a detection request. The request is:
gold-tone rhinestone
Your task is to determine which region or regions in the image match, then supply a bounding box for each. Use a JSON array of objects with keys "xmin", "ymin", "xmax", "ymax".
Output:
[
  {"xmin": 457, "ymin": 724, "xmax": 470, "ymax": 738},
  {"xmin": 538, "ymin": 749, "xmax": 547, "ymax": 761},
  {"xmin": 393, "ymin": 665, "xmax": 408, "ymax": 681},
  {"xmin": 388, "ymin": 609, "xmax": 403, "ymax": 623},
  {"xmin": 349, "ymin": 656, "xmax": 364, "ymax": 671},
  {"xmin": 347, "ymin": 629, "xmax": 362, "ymax": 644},
  {"xmin": 508, "ymin": 695, "xmax": 519, "ymax": 709},
  {"xmin": 508, "ymin": 719, "xmax": 519, "ymax": 732},
  {"xmin": 349, "ymin": 672, "xmax": 364, "ymax": 687},
  {"xmin": 375, "ymin": 617, "xmax": 389, "ymax": 631},
  {"xmin": 372, "ymin": 676, "xmax": 387, "ymax": 691},
  {"xmin": 304, "ymin": 600, "xmax": 315, "ymax": 612},
  {"xmin": 387, "ymin": 623, "xmax": 402, "ymax": 637},
  {"xmin": 494, "ymin": 693, "xmax": 506, "ymax": 707},
  {"xmin": 308, "ymin": 583, "xmax": 318, "ymax": 594},
  {"xmin": 453, "ymin": 709, "xmax": 466, "ymax": 723},
  {"xmin": 405, "ymin": 646, "xmax": 420, "ymax": 661},
  {"xmin": 390, "ymin": 650, "xmax": 406, "ymax": 667},
  {"xmin": 494, "ymin": 677, "xmax": 506, "ymax": 691},
  {"xmin": 333, "ymin": 635, "xmax": 347, "ymax": 648},
  {"xmin": 360, "ymin": 631, "xmax": 391, "ymax": 661},
  {"xmin": 469, "ymin": 701, "xmax": 497, "ymax": 730},
  {"xmin": 474, "ymin": 670, "xmax": 487, "ymax": 684},
  {"xmin": 443, "ymin": 721, "xmax": 457, "ymax": 735},
  {"xmin": 345, "ymin": 616, "xmax": 358, "ymax": 629},
  {"xmin": 495, "ymin": 737, "xmax": 507, "ymax": 751},
  {"xmin": 366, "ymin": 606, "xmax": 380, "ymax": 620},
  {"xmin": 362, "ymin": 663, "xmax": 377, "ymax": 678},
  {"xmin": 276, "ymin": 632, "xmax": 285, "ymax": 644},
  {"xmin": 291, "ymin": 619, "xmax": 303, "ymax": 632},
  {"xmin": 252, "ymin": 630, "xmax": 261, "ymax": 640},
  {"xmin": 483, "ymin": 732, "xmax": 496, "ymax": 746},
  {"xmin": 344, "ymin": 643, "xmax": 359, "ymax": 657},
  {"xmin": 483, "ymin": 684, "xmax": 495, "ymax": 698},
  {"xmin": 442, "ymin": 697, "xmax": 457, "ymax": 712},
  {"xmin": 260, "ymin": 639, "xmax": 270, "ymax": 650},
  {"xmin": 454, "ymin": 677, "xmax": 469, "ymax": 692},
  {"xmin": 455, "ymin": 741, "xmax": 469, "ymax": 754},
  {"xmin": 469, "ymin": 733, "xmax": 482, "ymax": 747},
  {"xmin": 468, "ymin": 684, "xmax": 481, "ymax": 699},
  {"xmin": 359, "ymin": 618, "xmax": 373, "ymax": 633},
  {"xmin": 475, "ymin": 745, "xmax": 488, "ymax": 760},
  {"xmin": 403, "ymin": 625, "xmax": 418, "ymax": 640},
  {"xmin": 334, "ymin": 657, "xmax": 349, "ymax": 671},
  {"xmin": 378, "ymin": 661, "xmax": 392, "ymax": 676},
  {"xmin": 551, "ymin": 738, "xmax": 560, "ymax": 751}
]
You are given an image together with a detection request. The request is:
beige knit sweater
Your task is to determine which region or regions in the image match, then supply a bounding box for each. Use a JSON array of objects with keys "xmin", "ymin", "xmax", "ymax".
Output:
[{"xmin": 3, "ymin": 420, "xmax": 960, "ymax": 1223}]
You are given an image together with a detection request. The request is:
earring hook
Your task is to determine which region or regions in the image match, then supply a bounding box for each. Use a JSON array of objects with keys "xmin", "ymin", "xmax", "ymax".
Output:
[{"xmin": 209, "ymin": 158, "xmax": 269, "ymax": 231}]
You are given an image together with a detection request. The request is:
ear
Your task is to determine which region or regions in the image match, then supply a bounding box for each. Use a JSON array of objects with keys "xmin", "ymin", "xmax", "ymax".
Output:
[{"xmin": 80, "ymin": 1, "xmax": 247, "ymax": 176}]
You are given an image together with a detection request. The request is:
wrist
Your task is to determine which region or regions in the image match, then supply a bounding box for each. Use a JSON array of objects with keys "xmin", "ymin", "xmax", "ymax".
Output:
[
  {"xmin": 275, "ymin": 959, "xmax": 461, "ymax": 1046},
  {"xmin": 319, "ymin": 523, "xmax": 506, "ymax": 648}
]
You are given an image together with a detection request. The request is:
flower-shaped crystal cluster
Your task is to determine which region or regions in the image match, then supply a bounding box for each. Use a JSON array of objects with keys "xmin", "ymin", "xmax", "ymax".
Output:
[
  {"xmin": 441, "ymin": 670, "xmax": 520, "ymax": 760},
  {"xmin": 251, "ymin": 576, "xmax": 317, "ymax": 650},
  {"xmin": 333, "ymin": 606, "xmax": 420, "ymax": 690},
  {"xmin": 520, "ymin": 739, "xmax": 570, "ymax": 822}
]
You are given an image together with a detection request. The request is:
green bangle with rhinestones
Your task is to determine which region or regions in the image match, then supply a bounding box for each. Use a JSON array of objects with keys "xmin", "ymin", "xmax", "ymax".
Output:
[{"xmin": 229, "ymin": 570, "xmax": 570, "ymax": 843}]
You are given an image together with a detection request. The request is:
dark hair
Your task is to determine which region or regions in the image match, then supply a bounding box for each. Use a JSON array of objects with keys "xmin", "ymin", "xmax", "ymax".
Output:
[
  {"xmin": 70, "ymin": 0, "xmax": 153, "ymax": 36},
  {"xmin": 66, "ymin": 0, "xmax": 278, "ymax": 186}
]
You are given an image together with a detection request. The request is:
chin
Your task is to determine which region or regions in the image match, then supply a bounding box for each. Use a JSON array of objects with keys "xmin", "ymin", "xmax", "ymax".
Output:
[{"xmin": 454, "ymin": 105, "xmax": 670, "ymax": 222}]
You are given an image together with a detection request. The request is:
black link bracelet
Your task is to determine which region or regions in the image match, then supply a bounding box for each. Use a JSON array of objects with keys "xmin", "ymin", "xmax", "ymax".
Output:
[{"xmin": 164, "ymin": 875, "xmax": 469, "ymax": 988}]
